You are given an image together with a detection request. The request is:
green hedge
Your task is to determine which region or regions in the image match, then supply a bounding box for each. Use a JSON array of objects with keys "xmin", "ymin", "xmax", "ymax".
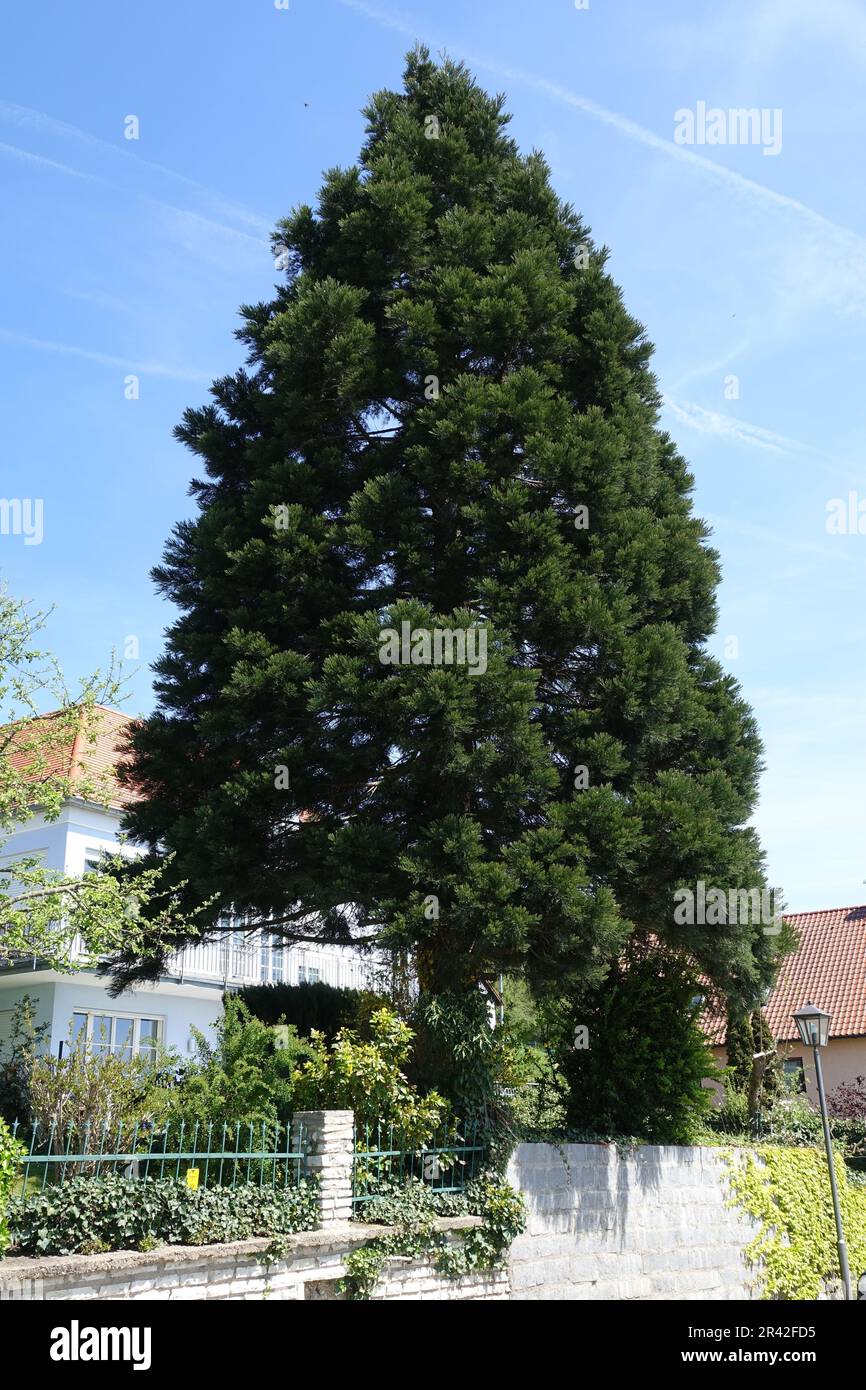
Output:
[
  {"xmin": 7, "ymin": 1175, "xmax": 319, "ymax": 1257},
  {"xmin": 237, "ymin": 981, "xmax": 386, "ymax": 1040}
]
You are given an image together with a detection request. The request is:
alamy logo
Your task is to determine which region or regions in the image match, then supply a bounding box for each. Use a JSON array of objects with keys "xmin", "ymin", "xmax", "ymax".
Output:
[
  {"xmin": 378, "ymin": 621, "xmax": 488, "ymax": 676},
  {"xmin": 0, "ymin": 497, "xmax": 43, "ymax": 545},
  {"xmin": 50, "ymin": 1321, "xmax": 151, "ymax": 1371},
  {"xmin": 673, "ymin": 882, "xmax": 779, "ymax": 932},
  {"xmin": 674, "ymin": 102, "xmax": 782, "ymax": 156},
  {"xmin": 826, "ymin": 492, "xmax": 866, "ymax": 534}
]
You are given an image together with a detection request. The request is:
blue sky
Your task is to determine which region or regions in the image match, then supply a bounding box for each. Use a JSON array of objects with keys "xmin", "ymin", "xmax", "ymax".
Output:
[{"xmin": 1, "ymin": 0, "xmax": 864, "ymax": 913}]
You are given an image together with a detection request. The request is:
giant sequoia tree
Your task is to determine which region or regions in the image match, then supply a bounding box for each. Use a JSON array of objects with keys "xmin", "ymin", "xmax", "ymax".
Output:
[{"xmin": 118, "ymin": 50, "xmax": 776, "ymax": 1019}]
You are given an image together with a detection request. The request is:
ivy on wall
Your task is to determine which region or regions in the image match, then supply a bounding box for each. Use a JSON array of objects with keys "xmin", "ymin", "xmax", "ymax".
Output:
[
  {"xmin": 339, "ymin": 1175, "xmax": 526, "ymax": 1299},
  {"xmin": 726, "ymin": 1146, "xmax": 866, "ymax": 1300}
]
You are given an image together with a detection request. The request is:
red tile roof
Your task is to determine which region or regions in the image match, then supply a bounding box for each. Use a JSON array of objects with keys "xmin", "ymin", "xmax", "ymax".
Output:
[
  {"xmin": 706, "ymin": 905, "xmax": 866, "ymax": 1045},
  {"xmin": 3, "ymin": 705, "xmax": 137, "ymax": 810},
  {"xmin": 767, "ymin": 907, "xmax": 866, "ymax": 1041}
]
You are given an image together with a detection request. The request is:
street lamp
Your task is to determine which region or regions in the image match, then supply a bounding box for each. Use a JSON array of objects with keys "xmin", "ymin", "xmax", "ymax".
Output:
[{"xmin": 792, "ymin": 1004, "xmax": 852, "ymax": 1301}]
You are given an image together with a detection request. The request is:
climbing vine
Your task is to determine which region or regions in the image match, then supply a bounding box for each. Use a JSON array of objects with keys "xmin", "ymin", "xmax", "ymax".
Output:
[
  {"xmin": 339, "ymin": 1174, "xmax": 526, "ymax": 1299},
  {"xmin": 725, "ymin": 1145, "xmax": 866, "ymax": 1300}
]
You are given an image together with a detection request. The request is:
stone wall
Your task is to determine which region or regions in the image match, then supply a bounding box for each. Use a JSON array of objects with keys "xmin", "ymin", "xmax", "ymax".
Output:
[
  {"xmin": 506, "ymin": 1142, "xmax": 758, "ymax": 1300},
  {"xmin": 1, "ymin": 1117, "xmax": 761, "ymax": 1301},
  {"xmin": 0, "ymin": 1219, "xmax": 507, "ymax": 1302}
]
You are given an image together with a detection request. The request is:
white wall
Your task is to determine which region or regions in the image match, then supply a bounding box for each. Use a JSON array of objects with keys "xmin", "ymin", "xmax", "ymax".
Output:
[
  {"xmin": 49, "ymin": 979, "xmax": 223, "ymax": 1059},
  {"xmin": 1, "ymin": 797, "xmax": 380, "ymax": 1053},
  {"xmin": 0, "ymin": 801, "xmax": 130, "ymax": 877},
  {"xmin": 0, "ymin": 981, "xmax": 56, "ymax": 1047}
]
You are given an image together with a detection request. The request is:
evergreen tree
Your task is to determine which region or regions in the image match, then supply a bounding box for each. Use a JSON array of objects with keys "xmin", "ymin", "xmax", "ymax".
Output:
[
  {"xmin": 117, "ymin": 49, "xmax": 776, "ymax": 1027},
  {"xmin": 725, "ymin": 1007, "xmax": 782, "ymax": 1115}
]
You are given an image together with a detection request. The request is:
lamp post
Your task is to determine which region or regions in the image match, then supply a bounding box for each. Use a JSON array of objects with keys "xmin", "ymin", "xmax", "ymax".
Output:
[{"xmin": 792, "ymin": 1004, "xmax": 852, "ymax": 1301}]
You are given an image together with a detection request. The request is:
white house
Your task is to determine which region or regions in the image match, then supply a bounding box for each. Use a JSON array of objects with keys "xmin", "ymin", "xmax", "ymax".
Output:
[{"xmin": 0, "ymin": 706, "xmax": 379, "ymax": 1060}]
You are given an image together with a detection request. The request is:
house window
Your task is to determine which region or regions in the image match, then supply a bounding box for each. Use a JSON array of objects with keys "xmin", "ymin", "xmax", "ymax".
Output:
[
  {"xmin": 259, "ymin": 933, "xmax": 286, "ymax": 984},
  {"xmin": 783, "ymin": 1056, "xmax": 806, "ymax": 1091},
  {"xmin": 70, "ymin": 1010, "xmax": 163, "ymax": 1058},
  {"xmin": 298, "ymin": 964, "xmax": 320, "ymax": 985}
]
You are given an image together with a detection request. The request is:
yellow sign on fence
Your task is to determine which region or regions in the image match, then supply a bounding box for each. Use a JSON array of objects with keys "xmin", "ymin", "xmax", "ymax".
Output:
[{"xmin": 186, "ymin": 1168, "xmax": 200, "ymax": 1191}]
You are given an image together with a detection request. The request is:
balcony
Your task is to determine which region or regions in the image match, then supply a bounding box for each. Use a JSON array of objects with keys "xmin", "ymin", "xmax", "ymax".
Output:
[
  {"xmin": 170, "ymin": 931, "xmax": 381, "ymax": 992},
  {"xmin": 1, "ymin": 928, "xmax": 382, "ymax": 994}
]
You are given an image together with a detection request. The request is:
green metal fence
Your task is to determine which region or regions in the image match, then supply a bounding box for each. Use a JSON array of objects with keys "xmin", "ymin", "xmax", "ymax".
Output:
[
  {"xmin": 10, "ymin": 1118, "xmax": 307, "ymax": 1191},
  {"xmin": 352, "ymin": 1119, "xmax": 486, "ymax": 1208}
]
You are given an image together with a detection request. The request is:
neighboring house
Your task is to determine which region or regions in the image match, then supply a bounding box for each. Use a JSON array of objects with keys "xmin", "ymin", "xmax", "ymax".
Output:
[
  {"xmin": 0, "ymin": 706, "xmax": 379, "ymax": 1060},
  {"xmin": 707, "ymin": 905, "xmax": 866, "ymax": 1106}
]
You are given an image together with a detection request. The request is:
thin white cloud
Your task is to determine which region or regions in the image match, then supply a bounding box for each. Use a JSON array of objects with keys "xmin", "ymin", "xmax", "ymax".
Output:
[
  {"xmin": 669, "ymin": 342, "xmax": 751, "ymax": 393},
  {"xmin": 0, "ymin": 328, "xmax": 212, "ymax": 383},
  {"xmin": 337, "ymin": 0, "xmax": 866, "ymax": 307},
  {"xmin": 0, "ymin": 129, "xmax": 269, "ymax": 258},
  {"xmin": 662, "ymin": 396, "xmax": 801, "ymax": 453},
  {"xmin": 0, "ymin": 100, "xmax": 271, "ymax": 236},
  {"xmin": 0, "ymin": 140, "xmax": 108, "ymax": 184}
]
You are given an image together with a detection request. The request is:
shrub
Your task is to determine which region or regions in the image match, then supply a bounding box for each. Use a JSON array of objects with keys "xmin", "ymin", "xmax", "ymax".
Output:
[
  {"xmin": 0, "ymin": 996, "xmax": 50, "ymax": 1125},
  {"xmin": 166, "ymin": 995, "xmax": 311, "ymax": 1130},
  {"xmin": 411, "ymin": 989, "xmax": 505, "ymax": 1127},
  {"xmin": 237, "ymin": 981, "xmax": 387, "ymax": 1040},
  {"xmin": 727, "ymin": 1145, "xmax": 866, "ymax": 1299},
  {"xmin": 725, "ymin": 1009, "xmax": 782, "ymax": 1115},
  {"xmin": 339, "ymin": 1171, "xmax": 525, "ymax": 1298},
  {"xmin": 353, "ymin": 1177, "xmax": 470, "ymax": 1225},
  {"xmin": 28, "ymin": 1043, "xmax": 176, "ymax": 1144},
  {"xmin": 765, "ymin": 1086, "xmax": 824, "ymax": 1147},
  {"xmin": 292, "ymin": 1007, "xmax": 447, "ymax": 1147},
  {"xmin": 827, "ymin": 1075, "xmax": 866, "ymax": 1120},
  {"xmin": 702, "ymin": 1083, "xmax": 752, "ymax": 1138},
  {"xmin": 7, "ymin": 1174, "xmax": 319, "ymax": 1257},
  {"xmin": 0, "ymin": 1116, "xmax": 25, "ymax": 1256},
  {"xmin": 548, "ymin": 942, "xmax": 716, "ymax": 1144}
]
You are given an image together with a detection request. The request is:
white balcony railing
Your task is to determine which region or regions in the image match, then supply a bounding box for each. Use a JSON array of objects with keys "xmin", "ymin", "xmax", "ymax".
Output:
[
  {"xmin": 5, "ymin": 927, "xmax": 383, "ymax": 995},
  {"xmin": 170, "ymin": 930, "xmax": 382, "ymax": 992}
]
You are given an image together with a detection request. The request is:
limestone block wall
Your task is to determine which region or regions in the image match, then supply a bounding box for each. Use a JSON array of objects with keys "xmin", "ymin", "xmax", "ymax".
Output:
[
  {"xmin": 506, "ymin": 1142, "xmax": 759, "ymax": 1300},
  {"xmin": 0, "ymin": 1220, "xmax": 506, "ymax": 1302},
  {"xmin": 0, "ymin": 1118, "xmax": 764, "ymax": 1302}
]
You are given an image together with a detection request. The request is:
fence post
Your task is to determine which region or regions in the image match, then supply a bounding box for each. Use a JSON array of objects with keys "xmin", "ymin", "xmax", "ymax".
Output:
[{"xmin": 291, "ymin": 1110, "xmax": 354, "ymax": 1226}]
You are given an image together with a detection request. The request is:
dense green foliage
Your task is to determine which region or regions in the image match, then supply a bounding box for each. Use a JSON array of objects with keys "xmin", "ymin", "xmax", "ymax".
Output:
[
  {"xmin": 166, "ymin": 995, "xmax": 310, "ymax": 1129},
  {"xmin": 726, "ymin": 1146, "xmax": 866, "ymax": 1300},
  {"xmin": 546, "ymin": 942, "xmax": 716, "ymax": 1143},
  {"xmin": 0, "ymin": 1116, "xmax": 25, "ymax": 1257},
  {"xmin": 292, "ymin": 1007, "xmax": 447, "ymax": 1146},
  {"xmin": 7, "ymin": 1174, "xmax": 318, "ymax": 1257},
  {"xmin": 725, "ymin": 1007, "xmax": 782, "ymax": 1115},
  {"xmin": 116, "ymin": 47, "xmax": 775, "ymax": 1093},
  {"xmin": 339, "ymin": 1171, "xmax": 525, "ymax": 1298},
  {"xmin": 237, "ymin": 980, "xmax": 386, "ymax": 1040}
]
